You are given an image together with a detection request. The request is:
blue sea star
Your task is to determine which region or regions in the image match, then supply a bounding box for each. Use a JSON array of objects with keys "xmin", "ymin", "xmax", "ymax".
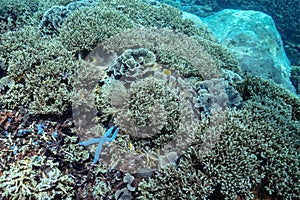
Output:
[{"xmin": 79, "ymin": 126, "xmax": 118, "ymax": 163}]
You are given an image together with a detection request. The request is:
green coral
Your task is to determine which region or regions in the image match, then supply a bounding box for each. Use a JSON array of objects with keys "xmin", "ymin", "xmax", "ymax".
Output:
[
  {"xmin": 0, "ymin": 156, "xmax": 75, "ymax": 200},
  {"xmin": 138, "ymin": 97, "xmax": 300, "ymax": 199},
  {"xmin": 0, "ymin": 25, "xmax": 80, "ymax": 114},
  {"xmin": 291, "ymin": 65, "xmax": 300, "ymax": 94},
  {"xmin": 237, "ymin": 76, "xmax": 300, "ymax": 120},
  {"xmin": 59, "ymin": 2, "xmax": 135, "ymax": 53},
  {"xmin": 0, "ymin": 0, "xmax": 39, "ymax": 30}
]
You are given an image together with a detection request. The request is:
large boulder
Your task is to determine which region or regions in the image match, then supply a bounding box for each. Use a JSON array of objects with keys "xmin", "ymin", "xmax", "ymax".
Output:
[
  {"xmin": 159, "ymin": 0, "xmax": 300, "ymax": 66},
  {"xmin": 200, "ymin": 9, "xmax": 295, "ymax": 92}
]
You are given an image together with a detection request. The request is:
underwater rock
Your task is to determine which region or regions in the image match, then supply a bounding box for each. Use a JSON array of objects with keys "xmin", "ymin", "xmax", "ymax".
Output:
[
  {"xmin": 159, "ymin": 0, "xmax": 300, "ymax": 65},
  {"xmin": 201, "ymin": 9, "xmax": 296, "ymax": 92}
]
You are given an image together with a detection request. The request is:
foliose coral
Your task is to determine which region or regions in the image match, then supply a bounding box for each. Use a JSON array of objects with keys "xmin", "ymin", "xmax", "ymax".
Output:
[
  {"xmin": 197, "ymin": 77, "xmax": 243, "ymax": 111},
  {"xmin": 39, "ymin": 5, "xmax": 70, "ymax": 35},
  {"xmin": 39, "ymin": 0, "xmax": 97, "ymax": 35},
  {"xmin": 106, "ymin": 48, "xmax": 156, "ymax": 77}
]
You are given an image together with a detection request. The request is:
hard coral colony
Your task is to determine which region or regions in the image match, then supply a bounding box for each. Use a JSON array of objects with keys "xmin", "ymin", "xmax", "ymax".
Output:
[{"xmin": 0, "ymin": 0, "xmax": 299, "ymax": 200}]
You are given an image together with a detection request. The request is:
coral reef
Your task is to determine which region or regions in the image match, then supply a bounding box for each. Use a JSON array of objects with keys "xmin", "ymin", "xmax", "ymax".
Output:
[
  {"xmin": 0, "ymin": 156, "xmax": 75, "ymax": 199},
  {"xmin": 39, "ymin": 0, "xmax": 97, "ymax": 35},
  {"xmin": 0, "ymin": 0, "xmax": 299, "ymax": 199},
  {"xmin": 138, "ymin": 99, "xmax": 300, "ymax": 199},
  {"xmin": 291, "ymin": 65, "xmax": 300, "ymax": 94},
  {"xmin": 0, "ymin": 0, "xmax": 39, "ymax": 33}
]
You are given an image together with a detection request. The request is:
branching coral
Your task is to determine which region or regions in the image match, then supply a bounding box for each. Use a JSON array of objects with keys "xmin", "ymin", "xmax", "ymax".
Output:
[
  {"xmin": 39, "ymin": 0, "xmax": 97, "ymax": 35},
  {"xmin": 0, "ymin": 0, "xmax": 39, "ymax": 32},
  {"xmin": 58, "ymin": 3, "xmax": 135, "ymax": 52},
  {"xmin": 138, "ymin": 98, "xmax": 300, "ymax": 199},
  {"xmin": 0, "ymin": 156, "xmax": 75, "ymax": 199},
  {"xmin": 291, "ymin": 65, "xmax": 300, "ymax": 94},
  {"xmin": 138, "ymin": 156, "xmax": 214, "ymax": 199},
  {"xmin": 0, "ymin": 26, "xmax": 79, "ymax": 115},
  {"xmin": 97, "ymin": 63, "xmax": 200, "ymax": 139},
  {"xmin": 1, "ymin": 1, "xmax": 298, "ymax": 200},
  {"xmin": 237, "ymin": 76, "xmax": 300, "ymax": 120}
]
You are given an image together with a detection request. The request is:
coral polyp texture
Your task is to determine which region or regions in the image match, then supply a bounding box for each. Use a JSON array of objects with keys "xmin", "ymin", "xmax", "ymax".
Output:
[{"xmin": 0, "ymin": 0, "xmax": 299, "ymax": 200}]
